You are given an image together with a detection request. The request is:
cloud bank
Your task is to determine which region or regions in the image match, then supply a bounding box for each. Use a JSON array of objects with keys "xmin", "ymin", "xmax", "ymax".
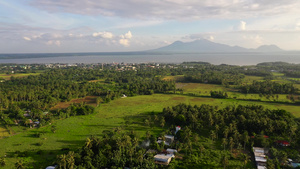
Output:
[{"xmin": 30, "ymin": 0, "xmax": 299, "ymax": 20}]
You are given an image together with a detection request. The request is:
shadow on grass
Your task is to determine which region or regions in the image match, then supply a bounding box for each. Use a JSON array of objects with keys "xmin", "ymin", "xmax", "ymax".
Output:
[{"xmin": 5, "ymin": 148, "xmax": 73, "ymax": 169}]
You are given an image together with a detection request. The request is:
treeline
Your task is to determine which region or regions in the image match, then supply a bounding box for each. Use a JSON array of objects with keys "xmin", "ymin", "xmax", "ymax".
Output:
[
  {"xmin": 284, "ymin": 71, "xmax": 300, "ymax": 78},
  {"xmin": 210, "ymin": 91, "xmax": 228, "ymax": 98},
  {"xmin": 240, "ymin": 80, "xmax": 297, "ymax": 94},
  {"xmin": 56, "ymin": 130, "xmax": 155, "ymax": 169},
  {"xmin": 183, "ymin": 71, "xmax": 244, "ymax": 85},
  {"xmin": 163, "ymin": 103, "xmax": 297, "ymax": 142}
]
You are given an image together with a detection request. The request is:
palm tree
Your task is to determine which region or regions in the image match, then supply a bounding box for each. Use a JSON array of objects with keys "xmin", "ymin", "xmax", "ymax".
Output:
[
  {"xmin": 15, "ymin": 159, "xmax": 25, "ymax": 169},
  {"xmin": 199, "ymin": 144, "xmax": 205, "ymax": 158},
  {"xmin": 0, "ymin": 157, "xmax": 5, "ymax": 167},
  {"xmin": 210, "ymin": 130, "xmax": 216, "ymax": 141},
  {"xmin": 58, "ymin": 154, "xmax": 67, "ymax": 169},
  {"xmin": 132, "ymin": 137, "xmax": 139, "ymax": 151},
  {"xmin": 215, "ymin": 124, "xmax": 220, "ymax": 139},
  {"xmin": 240, "ymin": 153, "xmax": 250, "ymax": 169},
  {"xmin": 229, "ymin": 137, "xmax": 234, "ymax": 152},
  {"xmin": 146, "ymin": 130, "xmax": 151, "ymax": 139},
  {"xmin": 160, "ymin": 118, "xmax": 165, "ymax": 128},
  {"xmin": 128, "ymin": 146, "xmax": 134, "ymax": 163},
  {"xmin": 221, "ymin": 155, "xmax": 229, "ymax": 169},
  {"xmin": 222, "ymin": 138, "xmax": 227, "ymax": 150},
  {"xmin": 242, "ymin": 131, "xmax": 249, "ymax": 150},
  {"xmin": 85, "ymin": 137, "xmax": 93, "ymax": 149},
  {"xmin": 67, "ymin": 151, "xmax": 75, "ymax": 169},
  {"xmin": 223, "ymin": 127, "xmax": 229, "ymax": 139}
]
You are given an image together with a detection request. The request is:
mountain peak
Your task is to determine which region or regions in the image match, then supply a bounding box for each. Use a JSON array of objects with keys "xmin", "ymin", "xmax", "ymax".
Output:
[{"xmin": 256, "ymin": 45, "xmax": 283, "ymax": 52}]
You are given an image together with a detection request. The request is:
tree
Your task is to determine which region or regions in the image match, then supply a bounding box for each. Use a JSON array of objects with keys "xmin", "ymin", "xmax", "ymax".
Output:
[
  {"xmin": 51, "ymin": 125, "xmax": 57, "ymax": 133},
  {"xmin": 15, "ymin": 159, "xmax": 25, "ymax": 169},
  {"xmin": 67, "ymin": 151, "xmax": 75, "ymax": 169},
  {"xmin": 215, "ymin": 124, "xmax": 220, "ymax": 139},
  {"xmin": 0, "ymin": 157, "xmax": 5, "ymax": 167},
  {"xmin": 221, "ymin": 155, "xmax": 229, "ymax": 169},
  {"xmin": 223, "ymin": 127, "xmax": 229, "ymax": 139},
  {"xmin": 240, "ymin": 153, "xmax": 250, "ymax": 169},
  {"xmin": 242, "ymin": 131, "xmax": 249, "ymax": 150},
  {"xmin": 198, "ymin": 143, "xmax": 205, "ymax": 158},
  {"xmin": 57, "ymin": 154, "xmax": 67, "ymax": 169},
  {"xmin": 222, "ymin": 138, "xmax": 227, "ymax": 150},
  {"xmin": 210, "ymin": 130, "xmax": 216, "ymax": 141},
  {"xmin": 160, "ymin": 117, "xmax": 165, "ymax": 128},
  {"xmin": 229, "ymin": 137, "xmax": 234, "ymax": 152}
]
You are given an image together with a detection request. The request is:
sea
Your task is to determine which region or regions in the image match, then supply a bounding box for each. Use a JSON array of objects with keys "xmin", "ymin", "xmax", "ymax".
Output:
[{"xmin": 0, "ymin": 52, "xmax": 300, "ymax": 65}]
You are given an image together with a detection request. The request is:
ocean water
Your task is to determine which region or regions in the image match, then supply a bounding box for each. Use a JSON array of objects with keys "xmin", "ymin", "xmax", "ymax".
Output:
[{"xmin": 0, "ymin": 52, "xmax": 300, "ymax": 65}]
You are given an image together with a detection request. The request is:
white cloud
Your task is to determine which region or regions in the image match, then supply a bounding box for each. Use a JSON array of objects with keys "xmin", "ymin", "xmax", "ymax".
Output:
[
  {"xmin": 119, "ymin": 38, "xmax": 130, "ymax": 46},
  {"xmin": 92, "ymin": 31, "xmax": 114, "ymax": 39},
  {"xmin": 239, "ymin": 21, "xmax": 246, "ymax": 30},
  {"xmin": 46, "ymin": 40, "xmax": 61, "ymax": 46},
  {"xmin": 23, "ymin": 37, "xmax": 31, "ymax": 41},
  {"xmin": 30, "ymin": 0, "xmax": 300, "ymax": 20},
  {"xmin": 125, "ymin": 31, "xmax": 132, "ymax": 39}
]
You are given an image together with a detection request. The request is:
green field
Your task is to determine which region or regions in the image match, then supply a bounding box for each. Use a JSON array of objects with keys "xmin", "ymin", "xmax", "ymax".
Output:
[
  {"xmin": 0, "ymin": 124, "xmax": 9, "ymax": 139},
  {"xmin": 0, "ymin": 93, "xmax": 300, "ymax": 168},
  {"xmin": 0, "ymin": 73, "xmax": 41, "ymax": 80},
  {"xmin": 176, "ymin": 82, "xmax": 298, "ymax": 103}
]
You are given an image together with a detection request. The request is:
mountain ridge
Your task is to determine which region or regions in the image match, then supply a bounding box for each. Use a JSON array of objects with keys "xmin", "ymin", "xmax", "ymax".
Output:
[{"xmin": 150, "ymin": 39, "xmax": 283, "ymax": 53}]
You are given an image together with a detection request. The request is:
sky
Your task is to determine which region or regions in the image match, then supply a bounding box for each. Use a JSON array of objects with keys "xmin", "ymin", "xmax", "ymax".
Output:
[{"xmin": 1, "ymin": 0, "xmax": 300, "ymax": 53}]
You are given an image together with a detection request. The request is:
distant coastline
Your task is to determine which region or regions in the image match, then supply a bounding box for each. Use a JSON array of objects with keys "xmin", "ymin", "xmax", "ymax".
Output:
[{"xmin": 1, "ymin": 51, "xmax": 300, "ymax": 66}]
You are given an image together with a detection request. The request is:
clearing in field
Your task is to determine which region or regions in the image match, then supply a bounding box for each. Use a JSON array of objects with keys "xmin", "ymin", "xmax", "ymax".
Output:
[
  {"xmin": 0, "ymin": 73, "xmax": 40, "ymax": 80},
  {"xmin": 176, "ymin": 82, "xmax": 227, "ymax": 94},
  {"xmin": 162, "ymin": 75, "xmax": 184, "ymax": 81},
  {"xmin": 0, "ymin": 124, "xmax": 9, "ymax": 139},
  {"xmin": 51, "ymin": 96, "xmax": 98, "ymax": 109}
]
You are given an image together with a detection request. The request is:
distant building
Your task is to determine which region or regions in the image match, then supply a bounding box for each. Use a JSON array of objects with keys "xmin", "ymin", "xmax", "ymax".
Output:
[
  {"xmin": 175, "ymin": 126, "xmax": 181, "ymax": 135},
  {"xmin": 166, "ymin": 148, "xmax": 177, "ymax": 154},
  {"xmin": 157, "ymin": 135, "xmax": 174, "ymax": 146},
  {"xmin": 253, "ymin": 147, "xmax": 268, "ymax": 169},
  {"xmin": 275, "ymin": 140, "xmax": 290, "ymax": 146},
  {"xmin": 154, "ymin": 154, "xmax": 174, "ymax": 165}
]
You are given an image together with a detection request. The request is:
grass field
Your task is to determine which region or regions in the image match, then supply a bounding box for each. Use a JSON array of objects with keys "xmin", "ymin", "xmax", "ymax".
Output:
[
  {"xmin": 0, "ymin": 73, "xmax": 41, "ymax": 80},
  {"xmin": 0, "ymin": 93, "xmax": 299, "ymax": 168},
  {"xmin": 0, "ymin": 124, "xmax": 9, "ymax": 139},
  {"xmin": 162, "ymin": 75, "xmax": 184, "ymax": 81}
]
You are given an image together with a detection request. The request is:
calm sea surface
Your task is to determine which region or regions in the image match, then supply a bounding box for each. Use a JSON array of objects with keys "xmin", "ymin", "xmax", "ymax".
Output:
[{"xmin": 0, "ymin": 52, "xmax": 300, "ymax": 65}]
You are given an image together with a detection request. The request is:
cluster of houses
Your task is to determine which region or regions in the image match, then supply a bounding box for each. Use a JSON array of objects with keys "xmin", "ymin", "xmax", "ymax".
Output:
[
  {"xmin": 15, "ymin": 110, "xmax": 48, "ymax": 128},
  {"xmin": 252, "ymin": 140, "xmax": 300, "ymax": 169},
  {"xmin": 153, "ymin": 126, "xmax": 181, "ymax": 165}
]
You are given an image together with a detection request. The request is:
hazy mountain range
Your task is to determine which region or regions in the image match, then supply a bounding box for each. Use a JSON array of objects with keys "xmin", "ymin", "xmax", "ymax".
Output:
[{"xmin": 150, "ymin": 39, "xmax": 283, "ymax": 53}]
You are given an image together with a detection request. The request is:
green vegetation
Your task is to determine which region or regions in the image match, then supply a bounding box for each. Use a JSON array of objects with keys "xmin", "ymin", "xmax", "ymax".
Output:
[{"xmin": 1, "ymin": 61, "xmax": 300, "ymax": 168}]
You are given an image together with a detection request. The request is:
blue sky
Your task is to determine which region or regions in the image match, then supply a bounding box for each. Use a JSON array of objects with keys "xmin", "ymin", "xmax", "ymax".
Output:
[{"xmin": 1, "ymin": 0, "xmax": 300, "ymax": 53}]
